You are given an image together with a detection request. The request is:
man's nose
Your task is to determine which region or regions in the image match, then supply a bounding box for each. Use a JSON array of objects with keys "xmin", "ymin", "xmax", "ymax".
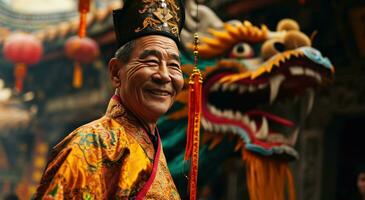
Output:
[{"xmin": 152, "ymin": 61, "xmax": 172, "ymax": 84}]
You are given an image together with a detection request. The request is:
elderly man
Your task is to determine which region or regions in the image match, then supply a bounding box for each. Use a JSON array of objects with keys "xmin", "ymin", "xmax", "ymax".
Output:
[{"xmin": 34, "ymin": 0, "xmax": 185, "ymax": 199}]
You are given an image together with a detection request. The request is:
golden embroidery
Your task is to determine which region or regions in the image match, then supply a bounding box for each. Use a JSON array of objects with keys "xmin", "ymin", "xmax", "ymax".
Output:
[
  {"xmin": 145, "ymin": 149, "xmax": 180, "ymax": 200},
  {"xmin": 35, "ymin": 97, "xmax": 180, "ymax": 199},
  {"xmin": 135, "ymin": 16, "xmax": 162, "ymax": 32},
  {"xmin": 135, "ymin": 0, "xmax": 180, "ymax": 37},
  {"xmin": 153, "ymin": 8, "xmax": 173, "ymax": 23}
]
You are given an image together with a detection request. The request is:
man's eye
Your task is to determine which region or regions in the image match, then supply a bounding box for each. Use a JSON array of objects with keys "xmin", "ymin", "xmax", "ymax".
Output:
[
  {"xmin": 145, "ymin": 60, "xmax": 159, "ymax": 65},
  {"xmin": 169, "ymin": 63, "xmax": 181, "ymax": 69}
]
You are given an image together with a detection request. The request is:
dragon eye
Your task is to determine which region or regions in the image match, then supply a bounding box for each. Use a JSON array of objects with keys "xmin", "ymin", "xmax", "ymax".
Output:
[{"xmin": 230, "ymin": 43, "xmax": 254, "ymax": 58}]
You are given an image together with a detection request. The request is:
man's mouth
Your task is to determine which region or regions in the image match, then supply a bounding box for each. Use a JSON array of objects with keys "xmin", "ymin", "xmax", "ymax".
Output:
[{"xmin": 147, "ymin": 89, "xmax": 172, "ymax": 96}]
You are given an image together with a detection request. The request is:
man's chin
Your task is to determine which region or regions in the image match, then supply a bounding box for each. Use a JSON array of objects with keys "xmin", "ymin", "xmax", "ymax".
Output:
[
  {"xmin": 149, "ymin": 106, "xmax": 170, "ymax": 116},
  {"xmin": 146, "ymin": 103, "xmax": 171, "ymax": 116}
]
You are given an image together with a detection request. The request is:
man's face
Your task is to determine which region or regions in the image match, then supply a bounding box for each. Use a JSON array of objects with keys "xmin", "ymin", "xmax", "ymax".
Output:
[
  {"xmin": 358, "ymin": 172, "xmax": 365, "ymax": 195},
  {"xmin": 114, "ymin": 35, "xmax": 184, "ymax": 122}
]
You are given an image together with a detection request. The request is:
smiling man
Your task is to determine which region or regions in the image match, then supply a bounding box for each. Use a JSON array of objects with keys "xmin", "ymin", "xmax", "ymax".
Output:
[
  {"xmin": 110, "ymin": 35, "xmax": 183, "ymax": 132},
  {"xmin": 34, "ymin": 0, "xmax": 185, "ymax": 199}
]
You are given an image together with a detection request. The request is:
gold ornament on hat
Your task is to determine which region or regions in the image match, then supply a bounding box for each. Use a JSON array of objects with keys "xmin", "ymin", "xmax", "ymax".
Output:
[{"xmin": 135, "ymin": 0, "xmax": 180, "ymax": 36}]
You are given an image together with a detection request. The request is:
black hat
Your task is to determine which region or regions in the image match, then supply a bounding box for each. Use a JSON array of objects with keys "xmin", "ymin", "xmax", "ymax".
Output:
[{"xmin": 113, "ymin": 0, "xmax": 185, "ymax": 48}]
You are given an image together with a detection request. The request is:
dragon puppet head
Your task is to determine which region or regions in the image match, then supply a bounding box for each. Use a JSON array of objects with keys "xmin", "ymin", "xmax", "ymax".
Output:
[{"xmin": 169, "ymin": 18, "xmax": 334, "ymax": 161}]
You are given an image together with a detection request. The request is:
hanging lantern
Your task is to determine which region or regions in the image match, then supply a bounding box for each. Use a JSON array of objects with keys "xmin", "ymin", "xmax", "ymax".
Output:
[
  {"xmin": 3, "ymin": 33, "xmax": 43, "ymax": 92},
  {"xmin": 64, "ymin": 0, "xmax": 99, "ymax": 88},
  {"xmin": 64, "ymin": 36, "xmax": 99, "ymax": 88}
]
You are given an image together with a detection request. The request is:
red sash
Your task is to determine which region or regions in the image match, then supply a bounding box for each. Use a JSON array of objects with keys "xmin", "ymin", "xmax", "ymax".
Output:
[
  {"xmin": 135, "ymin": 134, "xmax": 161, "ymax": 200},
  {"xmin": 111, "ymin": 94, "xmax": 162, "ymax": 199}
]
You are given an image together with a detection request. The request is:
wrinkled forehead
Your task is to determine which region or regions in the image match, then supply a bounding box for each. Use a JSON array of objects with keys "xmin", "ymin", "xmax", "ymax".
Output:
[
  {"xmin": 135, "ymin": 35, "xmax": 178, "ymax": 50},
  {"xmin": 133, "ymin": 35, "xmax": 180, "ymax": 58}
]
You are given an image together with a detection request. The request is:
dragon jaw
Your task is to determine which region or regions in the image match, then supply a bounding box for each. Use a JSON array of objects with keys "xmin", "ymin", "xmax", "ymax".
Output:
[{"xmin": 200, "ymin": 47, "xmax": 334, "ymax": 160}]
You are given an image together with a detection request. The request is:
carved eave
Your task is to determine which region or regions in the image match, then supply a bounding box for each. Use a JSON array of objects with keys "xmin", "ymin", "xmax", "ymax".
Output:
[{"xmin": 0, "ymin": 0, "xmax": 122, "ymax": 44}]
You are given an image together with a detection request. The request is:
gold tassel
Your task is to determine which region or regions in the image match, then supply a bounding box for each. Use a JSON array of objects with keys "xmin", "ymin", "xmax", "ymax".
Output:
[
  {"xmin": 14, "ymin": 63, "xmax": 27, "ymax": 93},
  {"xmin": 73, "ymin": 62, "xmax": 83, "ymax": 88},
  {"xmin": 185, "ymin": 33, "xmax": 203, "ymax": 200},
  {"xmin": 243, "ymin": 149, "xmax": 296, "ymax": 200}
]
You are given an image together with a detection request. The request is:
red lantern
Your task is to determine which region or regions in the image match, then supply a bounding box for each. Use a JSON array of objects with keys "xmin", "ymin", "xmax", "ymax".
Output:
[
  {"xmin": 64, "ymin": 36, "xmax": 99, "ymax": 88},
  {"xmin": 63, "ymin": 0, "xmax": 98, "ymax": 88},
  {"xmin": 3, "ymin": 33, "xmax": 43, "ymax": 92}
]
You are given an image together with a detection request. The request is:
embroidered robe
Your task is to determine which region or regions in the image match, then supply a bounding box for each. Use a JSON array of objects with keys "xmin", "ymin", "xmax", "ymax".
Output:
[{"xmin": 34, "ymin": 96, "xmax": 180, "ymax": 200}]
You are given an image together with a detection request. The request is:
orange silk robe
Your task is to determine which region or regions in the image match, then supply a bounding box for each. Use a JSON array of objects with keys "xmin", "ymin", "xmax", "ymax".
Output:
[{"xmin": 34, "ymin": 96, "xmax": 180, "ymax": 200}]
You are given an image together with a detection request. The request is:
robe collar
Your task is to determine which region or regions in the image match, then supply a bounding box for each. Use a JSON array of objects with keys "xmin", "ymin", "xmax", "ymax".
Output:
[{"xmin": 105, "ymin": 95, "xmax": 159, "ymax": 149}]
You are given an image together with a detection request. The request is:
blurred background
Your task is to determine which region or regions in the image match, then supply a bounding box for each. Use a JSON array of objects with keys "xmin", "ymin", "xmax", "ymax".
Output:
[{"xmin": 0, "ymin": 0, "xmax": 364, "ymax": 199}]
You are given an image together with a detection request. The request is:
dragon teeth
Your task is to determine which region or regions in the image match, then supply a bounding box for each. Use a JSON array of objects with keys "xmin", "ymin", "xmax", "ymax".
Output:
[
  {"xmin": 255, "ymin": 117, "xmax": 269, "ymax": 140},
  {"xmin": 226, "ymin": 110, "xmax": 235, "ymax": 119},
  {"xmin": 213, "ymin": 124, "xmax": 220, "ymax": 132},
  {"xmin": 221, "ymin": 83, "xmax": 229, "ymax": 91},
  {"xmin": 289, "ymin": 66, "xmax": 304, "ymax": 75},
  {"xmin": 206, "ymin": 103, "xmax": 300, "ymax": 151},
  {"xmin": 230, "ymin": 126, "xmax": 237, "ymax": 133},
  {"xmin": 201, "ymin": 117, "xmax": 210, "ymax": 130},
  {"xmin": 250, "ymin": 121, "xmax": 257, "ymax": 133},
  {"xmin": 248, "ymin": 85, "xmax": 256, "ymax": 92},
  {"xmin": 288, "ymin": 128, "xmax": 300, "ymax": 146},
  {"xmin": 306, "ymin": 88, "xmax": 315, "ymax": 116},
  {"xmin": 238, "ymin": 85, "xmax": 246, "ymax": 94},
  {"xmin": 210, "ymin": 83, "xmax": 220, "ymax": 92},
  {"xmin": 258, "ymin": 83, "xmax": 268, "ymax": 89},
  {"xmin": 209, "ymin": 82, "xmax": 268, "ymax": 96},
  {"xmin": 315, "ymin": 73, "xmax": 322, "ymax": 82},
  {"xmin": 221, "ymin": 125, "xmax": 228, "ymax": 132},
  {"xmin": 267, "ymin": 134, "xmax": 286, "ymax": 143},
  {"xmin": 242, "ymin": 115, "xmax": 250, "ymax": 124},
  {"xmin": 208, "ymin": 105, "xmax": 223, "ymax": 117},
  {"xmin": 205, "ymin": 105, "xmax": 273, "ymax": 138},
  {"xmin": 305, "ymin": 68, "xmax": 322, "ymax": 83},
  {"xmin": 305, "ymin": 68, "xmax": 316, "ymax": 77},
  {"xmin": 234, "ymin": 111, "xmax": 242, "ymax": 119},
  {"xmin": 269, "ymin": 74, "xmax": 285, "ymax": 104},
  {"xmin": 229, "ymin": 84, "xmax": 238, "ymax": 91},
  {"xmin": 289, "ymin": 66, "xmax": 322, "ymax": 83}
]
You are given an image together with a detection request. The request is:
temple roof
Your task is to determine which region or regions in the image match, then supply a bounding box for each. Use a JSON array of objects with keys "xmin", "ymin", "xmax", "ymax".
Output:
[{"xmin": 0, "ymin": 0, "xmax": 121, "ymax": 44}]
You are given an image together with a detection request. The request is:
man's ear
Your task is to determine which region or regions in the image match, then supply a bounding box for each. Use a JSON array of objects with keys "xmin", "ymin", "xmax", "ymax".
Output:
[{"xmin": 108, "ymin": 58, "xmax": 122, "ymax": 87}]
